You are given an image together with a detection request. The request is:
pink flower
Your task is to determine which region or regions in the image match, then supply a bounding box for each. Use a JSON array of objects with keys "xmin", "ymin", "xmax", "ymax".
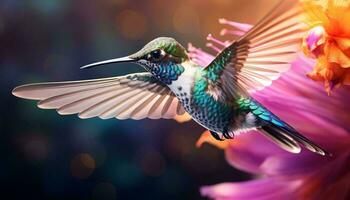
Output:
[{"xmin": 190, "ymin": 19, "xmax": 350, "ymax": 200}]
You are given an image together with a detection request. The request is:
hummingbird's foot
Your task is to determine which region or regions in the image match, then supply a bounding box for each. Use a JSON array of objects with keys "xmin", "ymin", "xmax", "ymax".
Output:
[
  {"xmin": 223, "ymin": 131, "xmax": 234, "ymax": 140},
  {"xmin": 209, "ymin": 130, "xmax": 225, "ymax": 141}
]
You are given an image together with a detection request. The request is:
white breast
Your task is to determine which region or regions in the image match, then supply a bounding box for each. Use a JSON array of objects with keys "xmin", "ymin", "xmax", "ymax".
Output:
[{"xmin": 168, "ymin": 61, "xmax": 197, "ymax": 96}]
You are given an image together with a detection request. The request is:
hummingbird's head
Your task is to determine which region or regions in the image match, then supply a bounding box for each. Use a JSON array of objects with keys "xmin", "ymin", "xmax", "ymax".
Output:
[
  {"xmin": 130, "ymin": 37, "xmax": 189, "ymax": 64},
  {"xmin": 81, "ymin": 37, "xmax": 189, "ymax": 84}
]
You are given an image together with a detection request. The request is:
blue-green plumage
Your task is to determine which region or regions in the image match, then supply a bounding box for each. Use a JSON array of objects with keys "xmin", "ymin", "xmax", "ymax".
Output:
[
  {"xmin": 237, "ymin": 97, "xmax": 287, "ymax": 128},
  {"xmin": 187, "ymin": 68, "xmax": 287, "ymax": 139},
  {"xmin": 190, "ymin": 70, "xmax": 234, "ymax": 135},
  {"xmin": 153, "ymin": 63, "xmax": 184, "ymax": 84}
]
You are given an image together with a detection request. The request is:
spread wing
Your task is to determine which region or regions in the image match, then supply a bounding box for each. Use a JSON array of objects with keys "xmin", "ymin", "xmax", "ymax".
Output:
[
  {"xmin": 204, "ymin": 0, "xmax": 306, "ymax": 100},
  {"xmin": 12, "ymin": 73, "xmax": 186, "ymax": 120}
]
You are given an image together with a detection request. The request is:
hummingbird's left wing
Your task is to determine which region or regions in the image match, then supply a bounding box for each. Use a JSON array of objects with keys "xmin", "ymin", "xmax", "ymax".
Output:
[
  {"xmin": 12, "ymin": 72, "xmax": 186, "ymax": 120},
  {"xmin": 204, "ymin": 0, "xmax": 306, "ymax": 100}
]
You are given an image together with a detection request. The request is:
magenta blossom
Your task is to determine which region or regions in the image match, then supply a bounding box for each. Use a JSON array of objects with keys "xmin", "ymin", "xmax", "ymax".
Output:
[{"xmin": 190, "ymin": 19, "xmax": 350, "ymax": 200}]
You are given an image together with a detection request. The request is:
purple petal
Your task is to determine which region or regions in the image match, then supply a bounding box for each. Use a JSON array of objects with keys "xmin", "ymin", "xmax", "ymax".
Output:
[
  {"xmin": 201, "ymin": 177, "xmax": 302, "ymax": 200},
  {"xmin": 224, "ymin": 132, "xmax": 287, "ymax": 174}
]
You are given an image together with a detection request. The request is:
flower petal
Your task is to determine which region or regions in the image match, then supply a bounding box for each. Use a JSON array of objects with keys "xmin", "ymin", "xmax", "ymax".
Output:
[
  {"xmin": 201, "ymin": 177, "xmax": 302, "ymax": 200},
  {"xmin": 224, "ymin": 132, "xmax": 288, "ymax": 174},
  {"xmin": 196, "ymin": 130, "xmax": 230, "ymax": 150}
]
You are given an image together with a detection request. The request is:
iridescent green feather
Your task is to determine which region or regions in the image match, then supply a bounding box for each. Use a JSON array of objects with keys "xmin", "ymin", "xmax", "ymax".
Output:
[
  {"xmin": 131, "ymin": 37, "xmax": 188, "ymax": 60},
  {"xmin": 204, "ymin": 45, "xmax": 235, "ymax": 81},
  {"xmin": 192, "ymin": 70, "xmax": 232, "ymax": 120},
  {"xmin": 236, "ymin": 97, "xmax": 286, "ymax": 127}
]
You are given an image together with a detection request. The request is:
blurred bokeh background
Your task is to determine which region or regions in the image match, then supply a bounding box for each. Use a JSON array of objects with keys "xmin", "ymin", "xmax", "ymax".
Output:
[{"xmin": 1, "ymin": 0, "xmax": 279, "ymax": 199}]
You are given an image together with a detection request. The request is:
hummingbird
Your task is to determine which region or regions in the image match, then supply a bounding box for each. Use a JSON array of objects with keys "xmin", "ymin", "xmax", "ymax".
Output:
[{"xmin": 12, "ymin": 1, "xmax": 330, "ymax": 156}]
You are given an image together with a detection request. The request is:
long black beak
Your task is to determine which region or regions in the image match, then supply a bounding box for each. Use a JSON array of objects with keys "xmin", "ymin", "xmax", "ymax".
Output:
[{"xmin": 80, "ymin": 56, "xmax": 135, "ymax": 69}]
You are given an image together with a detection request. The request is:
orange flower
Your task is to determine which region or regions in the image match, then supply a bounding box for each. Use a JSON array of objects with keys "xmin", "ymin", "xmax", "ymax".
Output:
[
  {"xmin": 302, "ymin": 0, "xmax": 350, "ymax": 93},
  {"xmin": 196, "ymin": 130, "xmax": 230, "ymax": 150}
]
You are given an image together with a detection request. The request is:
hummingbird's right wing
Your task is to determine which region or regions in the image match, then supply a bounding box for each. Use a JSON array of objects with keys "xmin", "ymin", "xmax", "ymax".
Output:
[
  {"xmin": 12, "ymin": 72, "xmax": 186, "ymax": 120},
  {"xmin": 203, "ymin": 0, "xmax": 306, "ymax": 101}
]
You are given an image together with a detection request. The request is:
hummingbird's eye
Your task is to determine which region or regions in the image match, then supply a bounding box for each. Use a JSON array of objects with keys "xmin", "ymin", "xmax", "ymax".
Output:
[{"xmin": 149, "ymin": 49, "xmax": 165, "ymax": 61}]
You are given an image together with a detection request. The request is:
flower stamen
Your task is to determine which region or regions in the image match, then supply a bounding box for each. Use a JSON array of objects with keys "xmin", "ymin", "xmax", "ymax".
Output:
[
  {"xmin": 218, "ymin": 18, "xmax": 252, "ymax": 32},
  {"xmin": 206, "ymin": 42, "xmax": 222, "ymax": 53}
]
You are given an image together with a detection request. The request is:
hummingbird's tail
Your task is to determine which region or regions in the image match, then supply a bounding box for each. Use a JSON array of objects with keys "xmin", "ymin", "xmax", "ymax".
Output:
[
  {"xmin": 258, "ymin": 124, "xmax": 331, "ymax": 156},
  {"xmin": 238, "ymin": 98, "xmax": 330, "ymax": 156}
]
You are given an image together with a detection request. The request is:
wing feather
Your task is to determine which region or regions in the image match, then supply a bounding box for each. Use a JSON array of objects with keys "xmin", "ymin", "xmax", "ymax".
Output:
[
  {"xmin": 12, "ymin": 73, "xmax": 187, "ymax": 120},
  {"xmin": 204, "ymin": 0, "xmax": 306, "ymax": 99}
]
